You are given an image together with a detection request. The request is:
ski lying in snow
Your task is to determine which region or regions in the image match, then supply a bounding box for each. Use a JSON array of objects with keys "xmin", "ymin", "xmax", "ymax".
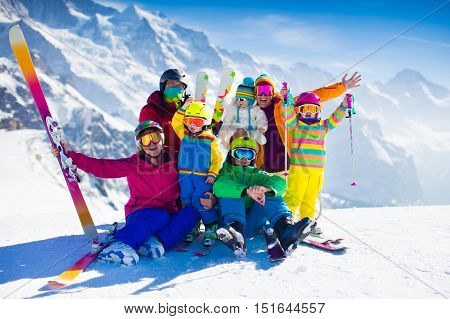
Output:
[
  {"xmin": 211, "ymin": 67, "xmax": 236, "ymax": 135},
  {"xmin": 302, "ymin": 237, "xmax": 347, "ymax": 252},
  {"xmin": 41, "ymin": 223, "xmax": 118, "ymax": 291},
  {"xmin": 263, "ymin": 227, "xmax": 286, "ymax": 262},
  {"xmin": 175, "ymin": 233, "xmax": 201, "ymax": 252},
  {"xmin": 9, "ymin": 24, "xmax": 98, "ymax": 242},
  {"xmin": 193, "ymin": 244, "xmax": 215, "ymax": 256},
  {"xmin": 195, "ymin": 71, "xmax": 209, "ymax": 102}
]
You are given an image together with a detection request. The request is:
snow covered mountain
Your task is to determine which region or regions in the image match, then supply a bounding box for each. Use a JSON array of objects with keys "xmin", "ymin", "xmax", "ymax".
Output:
[{"xmin": 1, "ymin": 0, "xmax": 449, "ymax": 208}]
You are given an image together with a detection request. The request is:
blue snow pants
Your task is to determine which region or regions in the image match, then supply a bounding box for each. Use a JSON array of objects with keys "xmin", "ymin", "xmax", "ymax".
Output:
[
  {"xmin": 218, "ymin": 196, "xmax": 291, "ymax": 238},
  {"xmin": 179, "ymin": 173, "xmax": 218, "ymax": 225},
  {"xmin": 115, "ymin": 207, "xmax": 200, "ymax": 251}
]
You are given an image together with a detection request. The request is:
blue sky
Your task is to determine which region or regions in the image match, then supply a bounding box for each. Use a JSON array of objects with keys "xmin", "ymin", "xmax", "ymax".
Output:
[{"xmin": 98, "ymin": 0, "xmax": 450, "ymax": 87}]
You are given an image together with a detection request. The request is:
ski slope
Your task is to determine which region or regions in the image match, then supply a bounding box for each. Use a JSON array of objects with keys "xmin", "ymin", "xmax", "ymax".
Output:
[{"xmin": 0, "ymin": 129, "xmax": 449, "ymax": 299}]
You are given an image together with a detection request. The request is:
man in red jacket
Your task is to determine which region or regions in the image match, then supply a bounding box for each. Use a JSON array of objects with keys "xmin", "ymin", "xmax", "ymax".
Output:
[
  {"xmin": 59, "ymin": 121, "xmax": 203, "ymax": 266},
  {"xmin": 139, "ymin": 69, "xmax": 188, "ymax": 159}
]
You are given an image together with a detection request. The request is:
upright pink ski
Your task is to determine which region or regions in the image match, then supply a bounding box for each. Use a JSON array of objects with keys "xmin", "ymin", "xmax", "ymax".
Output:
[{"xmin": 9, "ymin": 24, "xmax": 98, "ymax": 241}]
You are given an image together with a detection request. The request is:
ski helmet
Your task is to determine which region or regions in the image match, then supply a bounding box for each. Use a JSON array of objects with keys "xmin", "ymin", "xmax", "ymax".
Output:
[
  {"xmin": 295, "ymin": 91, "xmax": 321, "ymax": 108},
  {"xmin": 295, "ymin": 92, "xmax": 322, "ymax": 120},
  {"xmin": 185, "ymin": 101, "xmax": 213, "ymax": 124},
  {"xmin": 134, "ymin": 120, "xmax": 165, "ymax": 151},
  {"xmin": 159, "ymin": 69, "xmax": 188, "ymax": 92},
  {"xmin": 230, "ymin": 136, "xmax": 259, "ymax": 153}
]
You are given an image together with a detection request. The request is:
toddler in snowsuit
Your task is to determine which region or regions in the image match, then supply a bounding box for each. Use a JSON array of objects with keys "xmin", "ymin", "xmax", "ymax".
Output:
[
  {"xmin": 282, "ymin": 91, "xmax": 349, "ymax": 222},
  {"xmin": 220, "ymin": 77, "xmax": 268, "ymax": 167},
  {"xmin": 172, "ymin": 100, "xmax": 223, "ymax": 247},
  {"xmin": 213, "ymin": 136, "xmax": 316, "ymax": 257}
]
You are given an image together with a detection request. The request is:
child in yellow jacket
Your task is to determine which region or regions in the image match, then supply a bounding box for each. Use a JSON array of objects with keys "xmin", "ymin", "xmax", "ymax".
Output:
[
  {"xmin": 281, "ymin": 91, "xmax": 349, "ymax": 229},
  {"xmin": 172, "ymin": 99, "xmax": 223, "ymax": 246}
]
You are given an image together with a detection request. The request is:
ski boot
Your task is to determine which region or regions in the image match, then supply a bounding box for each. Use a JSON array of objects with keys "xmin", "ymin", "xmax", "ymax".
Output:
[
  {"xmin": 217, "ymin": 221, "xmax": 246, "ymax": 258},
  {"xmin": 98, "ymin": 240, "xmax": 139, "ymax": 266},
  {"xmin": 310, "ymin": 226, "xmax": 323, "ymax": 238},
  {"xmin": 275, "ymin": 216, "xmax": 316, "ymax": 254},
  {"xmin": 203, "ymin": 223, "xmax": 218, "ymax": 247},
  {"xmin": 263, "ymin": 226, "xmax": 286, "ymax": 261},
  {"xmin": 137, "ymin": 236, "xmax": 165, "ymax": 258},
  {"xmin": 184, "ymin": 223, "xmax": 201, "ymax": 243}
]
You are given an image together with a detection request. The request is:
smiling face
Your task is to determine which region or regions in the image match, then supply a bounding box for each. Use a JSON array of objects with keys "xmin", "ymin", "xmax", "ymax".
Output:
[
  {"xmin": 142, "ymin": 140, "xmax": 163, "ymax": 158},
  {"xmin": 256, "ymin": 95, "xmax": 273, "ymax": 108}
]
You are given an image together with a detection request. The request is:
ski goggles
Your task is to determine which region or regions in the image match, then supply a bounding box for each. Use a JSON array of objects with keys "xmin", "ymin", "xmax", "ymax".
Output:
[
  {"xmin": 184, "ymin": 117, "xmax": 207, "ymax": 127},
  {"xmin": 139, "ymin": 131, "xmax": 163, "ymax": 147},
  {"xmin": 236, "ymin": 97, "xmax": 247, "ymax": 103},
  {"xmin": 255, "ymin": 85, "xmax": 273, "ymax": 96},
  {"xmin": 299, "ymin": 104, "xmax": 320, "ymax": 114},
  {"xmin": 231, "ymin": 147, "xmax": 257, "ymax": 161}
]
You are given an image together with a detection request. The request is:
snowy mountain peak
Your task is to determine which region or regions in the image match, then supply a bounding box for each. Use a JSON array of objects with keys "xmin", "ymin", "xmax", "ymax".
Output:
[
  {"xmin": 392, "ymin": 68, "xmax": 427, "ymax": 83},
  {"xmin": 112, "ymin": 4, "xmax": 142, "ymax": 23}
]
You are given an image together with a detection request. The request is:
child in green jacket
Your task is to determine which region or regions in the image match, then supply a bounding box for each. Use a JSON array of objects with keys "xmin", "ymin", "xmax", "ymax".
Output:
[{"xmin": 213, "ymin": 136, "xmax": 316, "ymax": 257}]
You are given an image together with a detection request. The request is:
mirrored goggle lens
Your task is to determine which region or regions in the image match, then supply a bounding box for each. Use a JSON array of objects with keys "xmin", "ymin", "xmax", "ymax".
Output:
[
  {"xmin": 256, "ymin": 85, "xmax": 273, "ymax": 96},
  {"xmin": 299, "ymin": 104, "xmax": 319, "ymax": 113},
  {"xmin": 184, "ymin": 117, "xmax": 206, "ymax": 127},
  {"xmin": 232, "ymin": 148, "xmax": 256, "ymax": 160},
  {"xmin": 140, "ymin": 132, "xmax": 162, "ymax": 146}
]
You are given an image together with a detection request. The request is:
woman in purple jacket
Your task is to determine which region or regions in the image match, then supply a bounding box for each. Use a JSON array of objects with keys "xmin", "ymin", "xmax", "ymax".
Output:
[{"xmin": 59, "ymin": 120, "xmax": 202, "ymax": 266}]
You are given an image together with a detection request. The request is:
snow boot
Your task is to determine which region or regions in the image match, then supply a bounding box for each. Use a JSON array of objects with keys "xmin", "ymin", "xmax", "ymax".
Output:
[
  {"xmin": 98, "ymin": 240, "xmax": 139, "ymax": 266},
  {"xmin": 217, "ymin": 221, "xmax": 246, "ymax": 258},
  {"xmin": 203, "ymin": 223, "xmax": 218, "ymax": 247},
  {"xmin": 275, "ymin": 217, "xmax": 316, "ymax": 252},
  {"xmin": 137, "ymin": 236, "xmax": 165, "ymax": 258}
]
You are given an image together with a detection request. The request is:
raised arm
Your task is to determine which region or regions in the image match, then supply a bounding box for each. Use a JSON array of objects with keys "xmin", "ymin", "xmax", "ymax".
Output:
[
  {"xmin": 208, "ymin": 138, "xmax": 224, "ymax": 181},
  {"xmin": 323, "ymin": 102, "xmax": 348, "ymax": 133},
  {"xmin": 68, "ymin": 151, "xmax": 132, "ymax": 179},
  {"xmin": 171, "ymin": 109, "xmax": 186, "ymax": 140}
]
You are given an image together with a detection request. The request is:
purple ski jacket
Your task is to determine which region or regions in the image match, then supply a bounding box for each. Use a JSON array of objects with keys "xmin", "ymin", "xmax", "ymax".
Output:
[{"xmin": 68, "ymin": 151, "xmax": 180, "ymax": 217}]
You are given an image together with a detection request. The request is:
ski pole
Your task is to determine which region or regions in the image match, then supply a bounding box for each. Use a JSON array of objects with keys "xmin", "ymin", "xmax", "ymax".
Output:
[
  {"xmin": 282, "ymin": 82, "xmax": 289, "ymax": 179},
  {"xmin": 345, "ymin": 93, "xmax": 357, "ymax": 186}
]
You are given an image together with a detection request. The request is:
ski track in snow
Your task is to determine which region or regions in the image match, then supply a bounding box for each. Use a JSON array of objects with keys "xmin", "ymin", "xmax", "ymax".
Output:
[{"xmin": 1, "ymin": 130, "xmax": 450, "ymax": 299}]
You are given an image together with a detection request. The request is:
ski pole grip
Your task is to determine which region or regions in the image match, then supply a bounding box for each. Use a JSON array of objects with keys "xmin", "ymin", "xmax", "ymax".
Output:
[
  {"xmin": 345, "ymin": 93, "xmax": 353, "ymax": 110},
  {"xmin": 282, "ymin": 82, "xmax": 288, "ymax": 99}
]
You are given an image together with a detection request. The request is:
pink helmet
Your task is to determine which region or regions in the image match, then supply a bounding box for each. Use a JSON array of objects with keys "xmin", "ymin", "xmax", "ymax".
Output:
[{"xmin": 295, "ymin": 91, "xmax": 321, "ymax": 107}]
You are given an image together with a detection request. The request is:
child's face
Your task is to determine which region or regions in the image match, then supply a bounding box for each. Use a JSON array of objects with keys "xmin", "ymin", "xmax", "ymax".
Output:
[
  {"xmin": 233, "ymin": 157, "xmax": 251, "ymax": 166},
  {"xmin": 236, "ymin": 98, "xmax": 249, "ymax": 108},
  {"xmin": 187, "ymin": 124, "xmax": 203, "ymax": 134}
]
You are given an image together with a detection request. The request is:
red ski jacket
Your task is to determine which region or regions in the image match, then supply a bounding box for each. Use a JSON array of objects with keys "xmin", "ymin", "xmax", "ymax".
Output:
[
  {"xmin": 139, "ymin": 91, "xmax": 181, "ymax": 158},
  {"xmin": 68, "ymin": 151, "xmax": 180, "ymax": 217}
]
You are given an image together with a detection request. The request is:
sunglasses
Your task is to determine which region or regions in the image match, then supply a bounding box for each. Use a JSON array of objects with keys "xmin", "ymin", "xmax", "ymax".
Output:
[
  {"xmin": 232, "ymin": 148, "xmax": 257, "ymax": 161},
  {"xmin": 255, "ymin": 85, "xmax": 273, "ymax": 96},
  {"xmin": 140, "ymin": 131, "xmax": 163, "ymax": 147},
  {"xmin": 184, "ymin": 117, "xmax": 206, "ymax": 127},
  {"xmin": 299, "ymin": 104, "xmax": 320, "ymax": 114}
]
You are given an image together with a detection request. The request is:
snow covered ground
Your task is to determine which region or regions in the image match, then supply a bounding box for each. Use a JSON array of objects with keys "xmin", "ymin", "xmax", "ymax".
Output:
[{"xmin": 0, "ymin": 130, "xmax": 449, "ymax": 299}]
